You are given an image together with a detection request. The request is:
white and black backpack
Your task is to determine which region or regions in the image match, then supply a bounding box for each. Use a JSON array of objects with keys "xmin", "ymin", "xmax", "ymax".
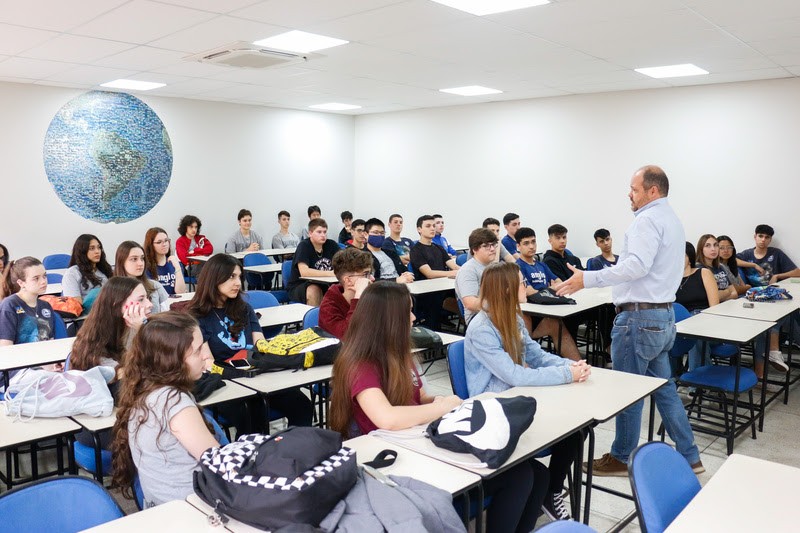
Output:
[{"xmin": 193, "ymin": 427, "xmax": 357, "ymax": 530}]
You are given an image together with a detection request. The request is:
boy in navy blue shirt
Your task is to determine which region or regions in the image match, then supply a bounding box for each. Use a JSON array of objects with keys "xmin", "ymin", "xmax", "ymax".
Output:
[
  {"xmin": 502, "ymin": 213, "xmax": 521, "ymax": 258},
  {"xmin": 432, "ymin": 214, "xmax": 457, "ymax": 257},
  {"xmin": 586, "ymin": 228, "xmax": 619, "ymax": 271},
  {"xmin": 737, "ymin": 224, "xmax": 800, "ymax": 286}
]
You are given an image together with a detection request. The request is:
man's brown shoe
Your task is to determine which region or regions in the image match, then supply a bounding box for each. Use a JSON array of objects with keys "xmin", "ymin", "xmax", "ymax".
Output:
[
  {"xmin": 691, "ymin": 461, "xmax": 705, "ymax": 474},
  {"xmin": 581, "ymin": 453, "xmax": 628, "ymax": 477}
]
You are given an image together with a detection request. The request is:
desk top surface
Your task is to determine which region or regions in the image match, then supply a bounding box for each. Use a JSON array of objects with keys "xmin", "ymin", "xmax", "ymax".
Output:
[
  {"xmin": 702, "ymin": 297, "xmax": 799, "ymax": 322},
  {"xmin": 406, "ymin": 277, "xmax": 456, "ymax": 294},
  {"xmin": 0, "ymin": 337, "xmax": 75, "ymax": 371},
  {"xmin": 233, "ymin": 364, "xmax": 332, "ymax": 394},
  {"xmin": 677, "ymin": 312, "xmax": 775, "ymax": 343},
  {"xmin": 520, "ymin": 286, "xmax": 612, "ymax": 318},
  {"xmin": 666, "ymin": 454, "xmax": 800, "ymax": 532},
  {"xmin": 0, "ymin": 408, "xmax": 81, "ymax": 448},
  {"xmin": 194, "ymin": 248, "xmax": 296, "ymax": 261},
  {"xmin": 84, "ymin": 500, "xmax": 210, "ymax": 532},
  {"xmin": 255, "ymin": 303, "xmax": 314, "ymax": 328}
]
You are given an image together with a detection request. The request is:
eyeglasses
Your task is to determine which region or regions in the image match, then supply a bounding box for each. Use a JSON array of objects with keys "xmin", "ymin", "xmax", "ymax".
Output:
[
  {"xmin": 346, "ymin": 271, "xmax": 374, "ymax": 279},
  {"xmin": 520, "ymin": 278, "xmax": 529, "ymax": 287},
  {"xmin": 353, "ymin": 228, "xmax": 366, "ymax": 233},
  {"xmin": 480, "ymin": 243, "xmax": 498, "ymax": 250},
  {"xmin": 154, "ymin": 239, "xmax": 171, "ymax": 245},
  {"xmin": 719, "ymin": 246, "xmax": 734, "ymax": 251}
]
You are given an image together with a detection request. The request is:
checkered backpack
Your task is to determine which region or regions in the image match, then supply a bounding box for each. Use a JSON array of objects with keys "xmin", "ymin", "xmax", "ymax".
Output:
[{"xmin": 193, "ymin": 427, "xmax": 357, "ymax": 530}]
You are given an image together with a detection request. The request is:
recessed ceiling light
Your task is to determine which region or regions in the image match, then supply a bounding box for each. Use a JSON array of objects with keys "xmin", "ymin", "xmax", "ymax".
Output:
[
  {"xmin": 440, "ymin": 85, "xmax": 503, "ymax": 96},
  {"xmin": 100, "ymin": 79, "xmax": 166, "ymax": 91},
  {"xmin": 635, "ymin": 64, "xmax": 709, "ymax": 79},
  {"xmin": 254, "ymin": 31, "xmax": 348, "ymax": 54},
  {"xmin": 430, "ymin": 0, "xmax": 549, "ymax": 16},
  {"xmin": 309, "ymin": 103, "xmax": 362, "ymax": 111}
]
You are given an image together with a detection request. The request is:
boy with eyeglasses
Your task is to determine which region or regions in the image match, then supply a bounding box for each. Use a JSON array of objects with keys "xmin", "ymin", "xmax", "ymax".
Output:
[
  {"xmin": 365, "ymin": 218, "xmax": 414, "ymax": 283},
  {"xmin": 318, "ymin": 247, "xmax": 374, "ymax": 339},
  {"xmin": 466, "ymin": 218, "xmax": 516, "ymax": 264},
  {"xmin": 456, "ymin": 228, "xmax": 500, "ymax": 324}
]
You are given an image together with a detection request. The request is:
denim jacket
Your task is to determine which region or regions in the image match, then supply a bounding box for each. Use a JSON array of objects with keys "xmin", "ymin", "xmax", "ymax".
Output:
[{"xmin": 464, "ymin": 311, "xmax": 572, "ymax": 396}]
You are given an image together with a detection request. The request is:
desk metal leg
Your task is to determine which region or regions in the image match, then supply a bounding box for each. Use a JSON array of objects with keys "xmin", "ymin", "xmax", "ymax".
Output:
[
  {"xmin": 759, "ymin": 333, "xmax": 769, "ymax": 432},
  {"xmin": 67, "ymin": 436, "xmax": 77, "ymax": 475},
  {"xmin": 647, "ymin": 394, "xmax": 656, "ymax": 442},
  {"xmin": 474, "ymin": 483, "xmax": 484, "ymax": 533},
  {"xmin": 571, "ymin": 429, "xmax": 584, "ymax": 520},
  {"xmin": 92, "ymin": 432, "xmax": 104, "ymax": 482},
  {"xmin": 582, "ymin": 427, "xmax": 595, "ymax": 525}
]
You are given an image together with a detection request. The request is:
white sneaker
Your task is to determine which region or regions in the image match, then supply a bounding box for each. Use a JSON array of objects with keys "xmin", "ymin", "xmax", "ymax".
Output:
[{"xmin": 768, "ymin": 350, "xmax": 789, "ymax": 373}]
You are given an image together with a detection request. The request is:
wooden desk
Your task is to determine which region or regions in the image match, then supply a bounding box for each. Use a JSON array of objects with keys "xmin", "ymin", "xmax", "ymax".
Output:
[
  {"xmin": 0, "ymin": 337, "xmax": 75, "ymax": 388},
  {"xmin": 255, "ymin": 303, "xmax": 314, "ymax": 328},
  {"xmin": 665, "ymin": 454, "xmax": 800, "ymax": 532},
  {"xmin": 407, "ymin": 277, "xmax": 456, "ymax": 295},
  {"xmin": 83, "ymin": 499, "xmax": 211, "ymax": 532}
]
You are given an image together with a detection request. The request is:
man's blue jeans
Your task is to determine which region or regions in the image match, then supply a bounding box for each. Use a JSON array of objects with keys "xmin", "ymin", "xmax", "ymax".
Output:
[{"xmin": 609, "ymin": 307, "xmax": 701, "ymax": 464}]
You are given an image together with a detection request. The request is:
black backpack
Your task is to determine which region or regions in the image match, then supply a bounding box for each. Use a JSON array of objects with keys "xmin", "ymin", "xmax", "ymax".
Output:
[
  {"xmin": 193, "ymin": 427, "xmax": 357, "ymax": 530},
  {"xmin": 251, "ymin": 327, "xmax": 341, "ymax": 372}
]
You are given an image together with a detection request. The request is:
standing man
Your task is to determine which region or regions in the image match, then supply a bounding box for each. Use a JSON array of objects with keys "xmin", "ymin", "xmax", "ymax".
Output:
[{"xmin": 555, "ymin": 165, "xmax": 703, "ymax": 475}]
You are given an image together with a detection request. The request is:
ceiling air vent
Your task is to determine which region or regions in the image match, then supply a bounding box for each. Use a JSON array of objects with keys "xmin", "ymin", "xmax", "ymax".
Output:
[{"xmin": 185, "ymin": 41, "xmax": 310, "ymax": 69}]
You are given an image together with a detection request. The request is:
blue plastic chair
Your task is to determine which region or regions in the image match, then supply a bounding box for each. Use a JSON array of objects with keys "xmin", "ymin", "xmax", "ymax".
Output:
[
  {"xmin": 455, "ymin": 253, "xmax": 468, "ymax": 266},
  {"xmin": 53, "ymin": 314, "xmax": 69, "ymax": 339},
  {"xmin": 245, "ymin": 290, "xmax": 283, "ymax": 338},
  {"xmin": 669, "ymin": 303, "xmax": 696, "ymax": 358},
  {"xmin": 628, "ymin": 442, "xmax": 700, "ymax": 533},
  {"xmin": 243, "ymin": 253, "xmax": 275, "ymax": 290},
  {"xmin": 537, "ymin": 521, "xmax": 598, "ymax": 532},
  {"xmin": 133, "ymin": 474, "xmax": 145, "ymax": 510},
  {"xmin": 0, "ymin": 476, "xmax": 123, "ymax": 532},
  {"xmin": 445, "ymin": 340, "xmax": 469, "ymax": 399},
  {"xmin": 303, "ymin": 307, "xmax": 320, "ymax": 329},
  {"xmin": 46, "ymin": 272, "xmax": 63, "ymax": 284},
  {"xmin": 42, "ymin": 254, "xmax": 70, "ymax": 270}
]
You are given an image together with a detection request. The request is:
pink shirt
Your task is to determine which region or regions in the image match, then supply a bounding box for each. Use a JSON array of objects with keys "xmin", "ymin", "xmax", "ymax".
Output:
[{"xmin": 350, "ymin": 362, "xmax": 422, "ymax": 435}]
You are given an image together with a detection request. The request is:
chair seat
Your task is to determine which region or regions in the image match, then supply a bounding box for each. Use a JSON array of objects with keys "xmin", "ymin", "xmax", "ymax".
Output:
[
  {"xmin": 710, "ymin": 343, "xmax": 738, "ymax": 358},
  {"xmin": 679, "ymin": 365, "xmax": 757, "ymax": 392},
  {"xmin": 74, "ymin": 442, "xmax": 113, "ymax": 476}
]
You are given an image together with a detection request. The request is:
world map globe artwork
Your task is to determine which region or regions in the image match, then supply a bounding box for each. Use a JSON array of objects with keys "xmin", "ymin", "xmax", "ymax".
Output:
[{"xmin": 43, "ymin": 91, "xmax": 173, "ymax": 223}]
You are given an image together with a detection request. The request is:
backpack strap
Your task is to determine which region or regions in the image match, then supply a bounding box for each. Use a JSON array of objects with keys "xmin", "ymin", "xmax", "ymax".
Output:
[{"xmin": 362, "ymin": 449, "xmax": 397, "ymax": 469}]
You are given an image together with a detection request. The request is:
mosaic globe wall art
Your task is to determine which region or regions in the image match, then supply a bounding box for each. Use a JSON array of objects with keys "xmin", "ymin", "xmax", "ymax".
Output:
[{"xmin": 43, "ymin": 91, "xmax": 173, "ymax": 223}]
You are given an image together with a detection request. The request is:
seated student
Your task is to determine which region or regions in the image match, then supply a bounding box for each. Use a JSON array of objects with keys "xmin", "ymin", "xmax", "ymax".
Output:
[
  {"xmin": 62, "ymin": 234, "xmax": 114, "ymax": 304},
  {"xmin": 470, "ymin": 218, "xmax": 516, "ymax": 264},
  {"xmin": 515, "ymin": 227, "xmax": 582, "ymax": 361},
  {"xmin": 465, "ymin": 262, "xmax": 589, "ymax": 521},
  {"xmin": 330, "ymin": 281, "xmax": 551, "ymax": 532},
  {"xmin": 111, "ymin": 312, "xmax": 218, "ymax": 507},
  {"xmin": 189, "ymin": 254, "xmax": 313, "ymax": 429},
  {"xmin": 338, "ymin": 210, "xmax": 353, "ymax": 244},
  {"xmin": 586, "ymin": 228, "xmax": 619, "ymax": 271},
  {"xmin": 347, "ymin": 218, "xmax": 368, "ymax": 250},
  {"xmin": 114, "ymin": 241, "xmax": 169, "ymax": 313},
  {"xmin": 225, "ymin": 209, "xmax": 264, "ymax": 253},
  {"xmin": 410, "ymin": 215, "xmax": 460, "ymax": 329},
  {"xmin": 271, "ymin": 210, "xmax": 300, "ymax": 250},
  {"xmin": 737, "ymin": 224, "xmax": 800, "ymax": 286},
  {"xmin": 70, "ymin": 277, "xmax": 152, "ymax": 448},
  {"xmin": 456, "ymin": 228, "xmax": 500, "ymax": 324},
  {"xmin": 543, "ymin": 224, "xmax": 584, "ymax": 281},
  {"xmin": 502, "ymin": 212, "xmax": 522, "ymax": 258},
  {"xmin": 676, "ymin": 242, "xmax": 720, "ymax": 372},
  {"xmin": 0, "ymin": 243, "xmax": 7, "ymax": 299},
  {"xmin": 319, "ymin": 248, "xmax": 373, "ymax": 339},
  {"xmin": 365, "ymin": 218, "xmax": 414, "ymax": 283},
  {"xmin": 286, "ymin": 218, "xmax": 339, "ymax": 306},
  {"xmin": 695, "ymin": 234, "xmax": 738, "ymax": 303},
  {"xmin": 717, "ymin": 235, "xmax": 750, "ymax": 295},
  {"xmin": 0, "ymin": 257, "xmax": 55, "ymax": 351},
  {"xmin": 175, "ymin": 215, "xmax": 213, "ymax": 267},
  {"xmin": 144, "ymin": 227, "xmax": 186, "ymax": 295},
  {"xmin": 432, "ymin": 214, "xmax": 457, "ymax": 256},
  {"xmin": 301, "ymin": 205, "xmax": 321, "ymax": 240},
  {"xmin": 383, "ymin": 213, "xmax": 415, "ymax": 265}
]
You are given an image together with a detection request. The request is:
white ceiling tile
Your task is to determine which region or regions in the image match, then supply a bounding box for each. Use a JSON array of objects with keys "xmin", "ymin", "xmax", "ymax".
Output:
[
  {"xmin": 72, "ymin": 0, "xmax": 216, "ymax": 44},
  {"xmin": 0, "ymin": 57, "xmax": 72, "ymax": 79},
  {"xmin": 21, "ymin": 34, "xmax": 133, "ymax": 63},
  {"xmin": 558, "ymin": 79, "xmax": 671, "ymax": 94},
  {"xmin": 148, "ymin": 16, "xmax": 286, "ymax": 53},
  {"xmin": 149, "ymin": 61, "xmax": 238, "ymax": 78},
  {"xmin": 0, "ymin": 23, "xmax": 58, "ymax": 55},
  {"xmin": 723, "ymin": 18, "xmax": 800, "ymax": 42},
  {"xmin": 150, "ymin": 77, "xmax": 239, "ymax": 95},
  {"xmin": 0, "ymin": 0, "xmax": 127, "ymax": 32},
  {"xmin": 765, "ymin": 51, "xmax": 800, "ymax": 67},
  {"xmin": 43, "ymin": 64, "xmax": 137, "ymax": 85},
  {"xmin": 93, "ymin": 46, "xmax": 185, "ymax": 71},
  {"xmin": 154, "ymin": 0, "xmax": 263, "ymax": 14},
  {"xmin": 684, "ymin": 0, "xmax": 800, "ymax": 28},
  {"xmin": 230, "ymin": 0, "xmax": 405, "ymax": 29},
  {"xmin": 663, "ymin": 67, "xmax": 792, "ymax": 87}
]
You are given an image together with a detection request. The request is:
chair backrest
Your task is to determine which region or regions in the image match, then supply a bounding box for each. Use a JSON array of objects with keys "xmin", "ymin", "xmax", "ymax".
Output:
[
  {"xmin": 536, "ymin": 520, "xmax": 598, "ymax": 532},
  {"xmin": 446, "ymin": 340, "xmax": 469, "ymax": 400},
  {"xmin": 455, "ymin": 253, "xmax": 468, "ymax": 266},
  {"xmin": 244, "ymin": 290, "xmax": 279, "ymax": 309},
  {"xmin": 243, "ymin": 253, "xmax": 270, "ymax": 267},
  {"xmin": 46, "ymin": 272, "xmax": 63, "ymax": 284},
  {"xmin": 669, "ymin": 303, "xmax": 696, "ymax": 357},
  {"xmin": 0, "ymin": 476, "xmax": 124, "ymax": 532},
  {"xmin": 628, "ymin": 442, "xmax": 701, "ymax": 533},
  {"xmin": 282, "ymin": 260, "xmax": 293, "ymax": 288},
  {"xmin": 53, "ymin": 313, "xmax": 69, "ymax": 339},
  {"xmin": 42, "ymin": 254, "xmax": 70, "ymax": 270},
  {"xmin": 303, "ymin": 307, "xmax": 320, "ymax": 329}
]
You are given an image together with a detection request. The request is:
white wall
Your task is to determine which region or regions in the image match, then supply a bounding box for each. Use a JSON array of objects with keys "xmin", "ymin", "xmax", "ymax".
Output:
[
  {"xmin": 353, "ymin": 77, "xmax": 800, "ymax": 260},
  {"xmin": 0, "ymin": 82, "xmax": 354, "ymax": 262}
]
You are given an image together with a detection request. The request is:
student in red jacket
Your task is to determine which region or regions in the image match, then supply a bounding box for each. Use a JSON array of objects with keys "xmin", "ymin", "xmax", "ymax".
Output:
[
  {"xmin": 318, "ymin": 248, "xmax": 373, "ymax": 339},
  {"xmin": 175, "ymin": 215, "xmax": 214, "ymax": 266}
]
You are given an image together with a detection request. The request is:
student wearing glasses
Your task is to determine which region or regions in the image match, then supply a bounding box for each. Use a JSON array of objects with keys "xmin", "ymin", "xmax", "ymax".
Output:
[
  {"xmin": 144, "ymin": 227, "xmax": 186, "ymax": 295},
  {"xmin": 456, "ymin": 228, "xmax": 501, "ymax": 325},
  {"xmin": 364, "ymin": 218, "xmax": 413, "ymax": 283},
  {"xmin": 319, "ymin": 248, "xmax": 374, "ymax": 339}
]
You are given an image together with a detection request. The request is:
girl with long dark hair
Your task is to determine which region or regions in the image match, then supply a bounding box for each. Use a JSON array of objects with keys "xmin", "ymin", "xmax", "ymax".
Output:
[
  {"xmin": 695, "ymin": 234, "xmax": 738, "ymax": 302},
  {"xmin": 62, "ymin": 234, "xmax": 114, "ymax": 304}
]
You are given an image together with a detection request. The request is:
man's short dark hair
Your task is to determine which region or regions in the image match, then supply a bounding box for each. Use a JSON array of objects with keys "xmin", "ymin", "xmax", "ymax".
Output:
[
  {"xmin": 432, "ymin": 214, "xmax": 443, "ymax": 219},
  {"xmin": 594, "ymin": 228, "xmax": 610, "ymax": 240},
  {"xmin": 639, "ymin": 165, "xmax": 669, "ymax": 196},
  {"xmin": 237, "ymin": 208, "xmax": 252, "ymax": 221},
  {"xmin": 278, "ymin": 210, "xmax": 290, "ymax": 219},
  {"xmin": 548, "ymin": 224, "xmax": 568, "ymax": 237},
  {"xmin": 332, "ymin": 248, "xmax": 374, "ymax": 281},
  {"xmin": 351, "ymin": 218, "xmax": 366, "ymax": 230},
  {"xmin": 340, "ymin": 210, "xmax": 353, "ymax": 222},
  {"xmin": 388, "ymin": 213, "xmax": 402, "ymax": 223},
  {"xmin": 755, "ymin": 224, "xmax": 774, "ymax": 236},
  {"xmin": 503, "ymin": 213, "xmax": 519, "ymax": 226},
  {"xmin": 307, "ymin": 205, "xmax": 321, "ymax": 217},
  {"xmin": 468, "ymin": 228, "xmax": 498, "ymax": 253},
  {"xmin": 417, "ymin": 215, "xmax": 434, "ymax": 228},
  {"xmin": 365, "ymin": 218, "xmax": 384, "ymax": 232},
  {"xmin": 482, "ymin": 217, "xmax": 500, "ymax": 228},
  {"xmin": 308, "ymin": 218, "xmax": 328, "ymax": 231},
  {"xmin": 515, "ymin": 227, "xmax": 536, "ymax": 244}
]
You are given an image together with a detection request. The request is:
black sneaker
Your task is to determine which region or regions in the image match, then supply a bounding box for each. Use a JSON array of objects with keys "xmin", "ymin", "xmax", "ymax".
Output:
[{"xmin": 542, "ymin": 491, "xmax": 571, "ymax": 521}]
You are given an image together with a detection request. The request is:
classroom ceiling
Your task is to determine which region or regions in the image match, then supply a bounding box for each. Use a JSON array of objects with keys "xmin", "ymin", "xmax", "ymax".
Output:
[{"xmin": 1, "ymin": 0, "xmax": 799, "ymax": 114}]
